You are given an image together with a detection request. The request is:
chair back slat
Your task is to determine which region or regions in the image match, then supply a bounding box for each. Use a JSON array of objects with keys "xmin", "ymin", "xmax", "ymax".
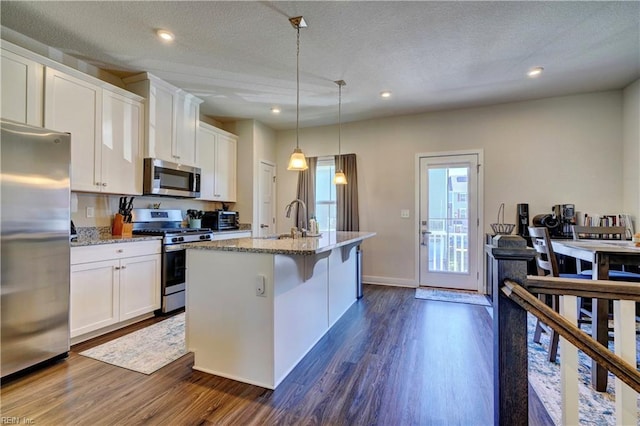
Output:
[{"xmin": 528, "ymin": 226, "xmax": 560, "ymax": 277}]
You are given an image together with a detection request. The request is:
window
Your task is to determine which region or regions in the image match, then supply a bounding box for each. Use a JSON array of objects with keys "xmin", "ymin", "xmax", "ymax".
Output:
[{"xmin": 315, "ymin": 157, "xmax": 337, "ymax": 232}]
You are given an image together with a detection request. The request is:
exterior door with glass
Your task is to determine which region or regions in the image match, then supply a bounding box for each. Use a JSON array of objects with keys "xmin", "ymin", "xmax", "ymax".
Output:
[{"xmin": 419, "ymin": 153, "xmax": 480, "ymax": 291}]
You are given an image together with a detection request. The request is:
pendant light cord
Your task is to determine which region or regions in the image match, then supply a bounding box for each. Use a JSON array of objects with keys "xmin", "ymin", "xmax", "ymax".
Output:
[
  {"xmin": 296, "ymin": 25, "xmax": 300, "ymax": 150},
  {"xmin": 338, "ymin": 83, "xmax": 342, "ymax": 170}
]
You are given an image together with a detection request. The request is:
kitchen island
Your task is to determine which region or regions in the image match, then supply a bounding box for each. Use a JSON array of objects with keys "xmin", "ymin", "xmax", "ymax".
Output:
[{"xmin": 184, "ymin": 231, "xmax": 375, "ymax": 389}]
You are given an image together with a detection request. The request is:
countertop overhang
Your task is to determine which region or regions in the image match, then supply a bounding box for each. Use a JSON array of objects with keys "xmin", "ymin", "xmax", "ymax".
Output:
[{"xmin": 183, "ymin": 231, "xmax": 375, "ymax": 255}]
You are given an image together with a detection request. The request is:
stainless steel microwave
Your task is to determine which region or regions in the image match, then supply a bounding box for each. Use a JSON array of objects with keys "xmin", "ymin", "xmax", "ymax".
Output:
[{"xmin": 143, "ymin": 158, "xmax": 201, "ymax": 198}]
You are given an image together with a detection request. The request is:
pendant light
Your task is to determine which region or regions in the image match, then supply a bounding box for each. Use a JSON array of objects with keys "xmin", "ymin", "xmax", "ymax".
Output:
[
  {"xmin": 287, "ymin": 16, "xmax": 309, "ymax": 171},
  {"xmin": 334, "ymin": 80, "xmax": 347, "ymax": 185}
]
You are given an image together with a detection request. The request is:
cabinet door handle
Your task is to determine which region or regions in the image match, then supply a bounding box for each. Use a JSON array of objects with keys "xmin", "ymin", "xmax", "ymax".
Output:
[
  {"xmin": 95, "ymin": 182, "xmax": 101, "ymax": 186},
  {"xmin": 260, "ymin": 224, "xmax": 269, "ymax": 228},
  {"xmin": 116, "ymin": 249, "xmax": 124, "ymax": 253},
  {"xmin": 120, "ymin": 265, "xmax": 127, "ymax": 270},
  {"xmin": 102, "ymin": 182, "xmax": 107, "ymax": 187},
  {"xmin": 114, "ymin": 266, "xmax": 120, "ymax": 270}
]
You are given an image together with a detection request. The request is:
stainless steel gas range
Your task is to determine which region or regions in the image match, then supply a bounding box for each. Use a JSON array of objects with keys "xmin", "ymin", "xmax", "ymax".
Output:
[{"xmin": 131, "ymin": 209, "xmax": 213, "ymax": 313}]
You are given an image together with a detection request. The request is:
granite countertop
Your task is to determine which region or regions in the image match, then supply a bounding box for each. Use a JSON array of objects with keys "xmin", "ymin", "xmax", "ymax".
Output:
[
  {"xmin": 183, "ymin": 231, "xmax": 376, "ymax": 255},
  {"xmin": 71, "ymin": 234, "xmax": 162, "ymax": 247}
]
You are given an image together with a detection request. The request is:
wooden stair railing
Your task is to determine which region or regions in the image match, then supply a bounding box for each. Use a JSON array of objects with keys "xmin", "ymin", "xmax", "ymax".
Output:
[
  {"xmin": 486, "ymin": 234, "xmax": 639, "ymax": 426},
  {"xmin": 503, "ymin": 278, "xmax": 640, "ymax": 393}
]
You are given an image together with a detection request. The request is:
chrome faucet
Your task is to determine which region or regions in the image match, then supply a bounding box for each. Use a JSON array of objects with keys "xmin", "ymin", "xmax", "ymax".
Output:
[{"xmin": 285, "ymin": 199, "xmax": 307, "ymax": 235}]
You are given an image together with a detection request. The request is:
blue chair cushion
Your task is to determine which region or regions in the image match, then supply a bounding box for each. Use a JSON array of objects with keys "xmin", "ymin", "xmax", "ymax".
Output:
[
  {"xmin": 579, "ymin": 270, "xmax": 640, "ymax": 281},
  {"xmin": 559, "ymin": 273, "xmax": 592, "ymax": 279}
]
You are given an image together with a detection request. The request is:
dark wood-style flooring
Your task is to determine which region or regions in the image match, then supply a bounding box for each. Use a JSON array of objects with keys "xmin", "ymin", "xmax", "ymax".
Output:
[{"xmin": 1, "ymin": 285, "xmax": 553, "ymax": 425}]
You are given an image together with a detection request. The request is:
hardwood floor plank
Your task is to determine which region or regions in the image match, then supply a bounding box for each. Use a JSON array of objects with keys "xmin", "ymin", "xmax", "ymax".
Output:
[{"xmin": 1, "ymin": 285, "xmax": 552, "ymax": 425}]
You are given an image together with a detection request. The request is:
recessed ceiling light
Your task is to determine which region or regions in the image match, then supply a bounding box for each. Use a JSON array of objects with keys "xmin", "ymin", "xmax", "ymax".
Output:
[
  {"xmin": 527, "ymin": 67, "xmax": 544, "ymax": 78},
  {"xmin": 380, "ymin": 91, "xmax": 392, "ymax": 98},
  {"xmin": 156, "ymin": 29, "xmax": 175, "ymax": 42},
  {"xmin": 271, "ymin": 107, "xmax": 281, "ymax": 114}
]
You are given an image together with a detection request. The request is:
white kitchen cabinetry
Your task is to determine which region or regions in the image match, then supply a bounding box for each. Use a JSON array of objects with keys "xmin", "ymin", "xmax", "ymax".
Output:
[
  {"xmin": 1, "ymin": 47, "xmax": 43, "ymax": 126},
  {"xmin": 44, "ymin": 68, "xmax": 144, "ymax": 194},
  {"xmin": 124, "ymin": 73, "xmax": 202, "ymax": 167},
  {"xmin": 102, "ymin": 90, "xmax": 144, "ymax": 195},
  {"xmin": 197, "ymin": 122, "xmax": 237, "ymax": 202},
  {"xmin": 70, "ymin": 241, "xmax": 161, "ymax": 341}
]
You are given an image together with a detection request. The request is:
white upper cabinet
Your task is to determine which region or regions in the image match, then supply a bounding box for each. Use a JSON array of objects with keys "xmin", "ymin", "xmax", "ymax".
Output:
[
  {"xmin": 44, "ymin": 67, "xmax": 144, "ymax": 194},
  {"xmin": 102, "ymin": 90, "xmax": 144, "ymax": 195},
  {"xmin": 124, "ymin": 73, "xmax": 202, "ymax": 167},
  {"xmin": 197, "ymin": 122, "xmax": 237, "ymax": 202},
  {"xmin": 1, "ymin": 47, "xmax": 44, "ymax": 126},
  {"xmin": 45, "ymin": 67, "xmax": 103, "ymax": 192}
]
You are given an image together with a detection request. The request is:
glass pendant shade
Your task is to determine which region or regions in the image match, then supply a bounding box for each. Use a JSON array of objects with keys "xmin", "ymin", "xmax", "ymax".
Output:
[
  {"xmin": 334, "ymin": 170, "xmax": 347, "ymax": 185},
  {"xmin": 287, "ymin": 148, "xmax": 308, "ymax": 171}
]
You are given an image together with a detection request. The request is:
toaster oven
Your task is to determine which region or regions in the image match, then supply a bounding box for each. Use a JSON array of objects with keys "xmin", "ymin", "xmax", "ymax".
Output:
[{"xmin": 202, "ymin": 210, "xmax": 239, "ymax": 231}]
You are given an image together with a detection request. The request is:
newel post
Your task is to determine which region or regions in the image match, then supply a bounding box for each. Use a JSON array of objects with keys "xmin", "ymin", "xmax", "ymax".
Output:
[{"xmin": 486, "ymin": 235, "xmax": 536, "ymax": 426}]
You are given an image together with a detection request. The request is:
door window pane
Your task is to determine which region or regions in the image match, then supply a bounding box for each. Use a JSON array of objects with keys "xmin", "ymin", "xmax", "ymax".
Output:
[{"xmin": 427, "ymin": 166, "xmax": 469, "ymax": 273}]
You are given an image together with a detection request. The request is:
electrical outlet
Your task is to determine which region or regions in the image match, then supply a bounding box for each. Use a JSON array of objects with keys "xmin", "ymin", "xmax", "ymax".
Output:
[
  {"xmin": 86, "ymin": 206, "xmax": 95, "ymax": 218},
  {"xmin": 256, "ymin": 275, "xmax": 266, "ymax": 297},
  {"xmin": 401, "ymin": 209, "xmax": 410, "ymax": 218}
]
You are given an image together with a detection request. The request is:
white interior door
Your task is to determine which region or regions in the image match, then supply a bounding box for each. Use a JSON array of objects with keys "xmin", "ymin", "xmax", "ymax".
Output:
[
  {"xmin": 419, "ymin": 153, "xmax": 480, "ymax": 291},
  {"xmin": 258, "ymin": 161, "xmax": 276, "ymax": 237}
]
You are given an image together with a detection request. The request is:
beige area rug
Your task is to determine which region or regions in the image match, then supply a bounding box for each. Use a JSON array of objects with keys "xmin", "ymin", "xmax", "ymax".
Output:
[
  {"xmin": 415, "ymin": 287, "xmax": 491, "ymax": 307},
  {"xmin": 79, "ymin": 313, "xmax": 187, "ymax": 374}
]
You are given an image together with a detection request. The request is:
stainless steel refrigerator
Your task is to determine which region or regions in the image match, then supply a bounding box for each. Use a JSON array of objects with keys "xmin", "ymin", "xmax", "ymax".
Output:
[{"xmin": 1, "ymin": 119, "xmax": 71, "ymax": 378}]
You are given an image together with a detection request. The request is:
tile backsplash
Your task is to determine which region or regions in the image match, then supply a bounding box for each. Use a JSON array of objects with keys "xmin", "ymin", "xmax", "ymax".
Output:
[{"xmin": 72, "ymin": 192, "xmax": 225, "ymax": 228}]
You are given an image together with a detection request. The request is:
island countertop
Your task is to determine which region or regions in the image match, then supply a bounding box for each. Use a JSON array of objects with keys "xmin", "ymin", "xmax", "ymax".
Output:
[{"xmin": 183, "ymin": 231, "xmax": 375, "ymax": 255}]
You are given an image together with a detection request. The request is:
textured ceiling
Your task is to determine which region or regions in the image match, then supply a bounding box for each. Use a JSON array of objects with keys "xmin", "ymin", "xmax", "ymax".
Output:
[{"xmin": 1, "ymin": 1, "xmax": 639, "ymax": 130}]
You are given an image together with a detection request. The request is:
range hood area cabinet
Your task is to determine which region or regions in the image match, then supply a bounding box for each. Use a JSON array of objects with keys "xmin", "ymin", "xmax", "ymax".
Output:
[
  {"xmin": 44, "ymin": 68, "xmax": 144, "ymax": 195},
  {"xmin": 124, "ymin": 73, "xmax": 203, "ymax": 168},
  {"xmin": 197, "ymin": 122, "xmax": 237, "ymax": 202}
]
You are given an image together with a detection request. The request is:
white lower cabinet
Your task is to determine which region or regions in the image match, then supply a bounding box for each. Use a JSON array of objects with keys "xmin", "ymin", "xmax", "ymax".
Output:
[
  {"xmin": 70, "ymin": 241, "xmax": 161, "ymax": 340},
  {"xmin": 70, "ymin": 259, "xmax": 120, "ymax": 337}
]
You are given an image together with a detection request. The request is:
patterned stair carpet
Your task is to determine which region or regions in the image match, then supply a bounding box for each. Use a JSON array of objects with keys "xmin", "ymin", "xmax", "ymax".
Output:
[
  {"xmin": 79, "ymin": 313, "xmax": 187, "ymax": 374},
  {"xmin": 415, "ymin": 287, "xmax": 491, "ymax": 306},
  {"xmin": 528, "ymin": 313, "xmax": 639, "ymax": 425}
]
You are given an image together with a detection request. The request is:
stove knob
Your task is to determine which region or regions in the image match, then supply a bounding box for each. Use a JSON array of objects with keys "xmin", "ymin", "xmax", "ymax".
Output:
[
  {"xmin": 179, "ymin": 237, "xmax": 184, "ymax": 242},
  {"xmin": 172, "ymin": 237, "xmax": 179, "ymax": 243}
]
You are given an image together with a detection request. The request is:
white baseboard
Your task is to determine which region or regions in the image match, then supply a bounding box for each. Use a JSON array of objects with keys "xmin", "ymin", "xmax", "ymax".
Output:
[{"xmin": 363, "ymin": 275, "xmax": 417, "ymax": 288}]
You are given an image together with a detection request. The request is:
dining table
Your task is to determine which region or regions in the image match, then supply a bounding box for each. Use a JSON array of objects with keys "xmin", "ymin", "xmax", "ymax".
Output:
[{"xmin": 551, "ymin": 239, "xmax": 640, "ymax": 392}]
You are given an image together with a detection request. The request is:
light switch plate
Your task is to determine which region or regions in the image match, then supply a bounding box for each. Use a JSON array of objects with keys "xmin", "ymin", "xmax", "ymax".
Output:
[
  {"xmin": 86, "ymin": 206, "xmax": 95, "ymax": 218},
  {"xmin": 401, "ymin": 209, "xmax": 410, "ymax": 218},
  {"xmin": 256, "ymin": 275, "xmax": 266, "ymax": 297}
]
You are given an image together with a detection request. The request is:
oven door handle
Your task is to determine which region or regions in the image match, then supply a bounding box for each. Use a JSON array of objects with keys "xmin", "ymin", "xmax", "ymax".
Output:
[{"xmin": 164, "ymin": 245, "xmax": 185, "ymax": 252}]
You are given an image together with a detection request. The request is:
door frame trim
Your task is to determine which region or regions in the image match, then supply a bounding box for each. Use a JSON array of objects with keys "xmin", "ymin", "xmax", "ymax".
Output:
[{"xmin": 414, "ymin": 149, "xmax": 485, "ymax": 292}]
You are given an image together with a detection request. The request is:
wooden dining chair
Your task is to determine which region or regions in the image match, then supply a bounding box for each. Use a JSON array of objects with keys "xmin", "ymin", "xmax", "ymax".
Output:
[
  {"xmin": 528, "ymin": 226, "xmax": 590, "ymax": 362},
  {"xmin": 571, "ymin": 225, "xmax": 640, "ymax": 334}
]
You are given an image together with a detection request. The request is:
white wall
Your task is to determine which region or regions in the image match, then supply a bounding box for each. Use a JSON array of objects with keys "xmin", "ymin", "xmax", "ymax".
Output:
[
  {"xmin": 623, "ymin": 79, "xmax": 640, "ymax": 222},
  {"xmin": 223, "ymin": 120, "xmax": 277, "ymax": 233},
  {"xmin": 275, "ymin": 91, "xmax": 625, "ymax": 286}
]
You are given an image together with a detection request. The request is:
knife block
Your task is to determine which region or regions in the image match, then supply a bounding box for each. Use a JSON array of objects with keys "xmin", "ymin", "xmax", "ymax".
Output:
[{"xmin": 112, "ymin": 214, "xmax": 132, "ymax": 237}]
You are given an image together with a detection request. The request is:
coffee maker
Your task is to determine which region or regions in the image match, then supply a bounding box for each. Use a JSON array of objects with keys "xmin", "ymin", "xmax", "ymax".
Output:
[
  {"xmin": 516, "ymin": 203, "xmax": 530, "ymax": 237},
  {"xmin": 552, "ymin": 204, "xmax": 576, "ymax": 237}
]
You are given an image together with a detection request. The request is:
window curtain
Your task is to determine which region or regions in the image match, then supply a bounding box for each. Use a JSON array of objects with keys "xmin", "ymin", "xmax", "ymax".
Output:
[
  {"xmin": 335, "ymin": 153, "xmax": 359, "ymax": 231},
  {"xmin": 295, "ymin": 156, "xmax": 317, "ymax": 229}
]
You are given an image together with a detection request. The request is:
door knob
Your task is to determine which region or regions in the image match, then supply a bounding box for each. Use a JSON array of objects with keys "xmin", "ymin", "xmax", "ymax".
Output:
[{"xmin": 421, "ymin": 230, "xmax": 431, "ymax": 246}]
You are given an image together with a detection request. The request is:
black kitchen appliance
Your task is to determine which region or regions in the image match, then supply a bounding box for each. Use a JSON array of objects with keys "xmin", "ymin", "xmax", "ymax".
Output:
[
  {"xmin": 516, "ymin": 203, "xmax": 529, "ymax": 237},
  {"xmin": 131, "ymin": 208, "xmax": 213, "ymax": 314},
  {"xmin": 552, "ymin": 204, "xmax": 576, "ymax": 237},
  {"xmin": 202, "ymin": 210, "xmax": 239, "ymax": 231}
]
